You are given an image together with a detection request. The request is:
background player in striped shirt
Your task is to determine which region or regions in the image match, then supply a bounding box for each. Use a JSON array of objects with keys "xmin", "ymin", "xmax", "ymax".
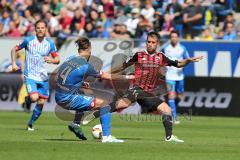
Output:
[
  {"xmin": 11, "ymin": 20, "xmax": 60, "ymax": 131},
  {"xmin": 83, "ymin": 31, "xmax": 203, "ymax": 142},
  {"xmin": 162, "ymin": 30, "xmax": 189, "ymax": 124}
]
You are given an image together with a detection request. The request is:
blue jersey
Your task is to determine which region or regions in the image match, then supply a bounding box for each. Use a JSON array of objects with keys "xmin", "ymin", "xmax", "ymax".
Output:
[
  {"xmin": 17, "ymin": 36, "xmax": 58, "ymax": 81},
  {"xmin": 55, "ymin": 55, "xmax": 100, "ymax": 103}
]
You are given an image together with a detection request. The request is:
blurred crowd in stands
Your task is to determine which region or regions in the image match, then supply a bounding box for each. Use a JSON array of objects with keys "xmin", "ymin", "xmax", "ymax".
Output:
[{"xmin": 0, "ymin": 0, "xmax": 240, "ymax": 46}]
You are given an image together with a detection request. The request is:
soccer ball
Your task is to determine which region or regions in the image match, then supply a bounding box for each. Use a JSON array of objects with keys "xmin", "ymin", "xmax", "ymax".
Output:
[{"xmin": 92, "ymin": 124, "xmax": 102, "ymax": 139}]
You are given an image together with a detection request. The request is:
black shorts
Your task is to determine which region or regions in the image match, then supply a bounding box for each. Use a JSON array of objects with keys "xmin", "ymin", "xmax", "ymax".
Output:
[{"xmin": 122, "ymin": 86, "xmax": 164, "ymax": 113}]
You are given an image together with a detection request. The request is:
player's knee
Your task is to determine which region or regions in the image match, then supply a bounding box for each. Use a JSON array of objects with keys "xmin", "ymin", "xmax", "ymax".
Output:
[
  {"xmin": 116, "ymin": 98, "xmax": 131, "ymax": 109},
  {"xmin": 37, "ymin": 98, "xmax": 45, "ymax": 106},
  {"xmin": 177, "ymin": 94, "xmax": 183, "ymax": 100},
  {"xmin": 168, "ymin": 92, "xmax": 176, "ymax": 100},
  {"xmin": 30, "ymin": 94, "xmax": 39, "ymax": 102},
  {"xmin": 157, "ymin": 102, "xmax": 171, "ymax": 115},
  {"xmin": 92, "ymin": 98, "xmax": 104, "ymax": 109}
]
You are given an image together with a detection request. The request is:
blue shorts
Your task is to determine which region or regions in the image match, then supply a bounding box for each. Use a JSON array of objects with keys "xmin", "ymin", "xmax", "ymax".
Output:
[
  {"xmin": 25, "ymin": 78, "xmax": 49, "ymax": 99},
  {"xmin": 56, "ymin": 93, "xmax": 95, "ymax": 111},
  {"xmin": 166, "ymin": 80, "xmax": 184, "ymax": 94}
]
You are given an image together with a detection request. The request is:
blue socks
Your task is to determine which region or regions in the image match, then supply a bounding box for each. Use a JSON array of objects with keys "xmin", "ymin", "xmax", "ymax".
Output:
[
  {"xmin": 28, "ymin": 104, "xmax": 43, "ymax": 126},
  {"xmin": 100, "ymin": 106, "xmax": 111, "ymax": 136},
  {"xmin": 168, "ymin": 99, "xmax": 177, "ymax": 120}
]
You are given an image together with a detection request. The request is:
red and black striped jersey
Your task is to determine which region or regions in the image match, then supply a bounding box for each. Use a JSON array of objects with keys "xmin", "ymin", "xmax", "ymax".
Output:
[{"xmin": 124, "ymin": 50, "xmax": 178, "ymax": 92}]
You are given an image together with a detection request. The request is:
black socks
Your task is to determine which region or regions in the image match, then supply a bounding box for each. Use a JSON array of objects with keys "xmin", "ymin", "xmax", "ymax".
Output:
[{"xmin": 162, "ymin": 114, "xmax": 173, "ymax": 139}]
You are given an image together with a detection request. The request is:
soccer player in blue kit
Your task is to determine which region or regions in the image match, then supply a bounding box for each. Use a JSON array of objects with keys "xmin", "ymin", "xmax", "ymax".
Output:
[
  {"xmin": 55, "ymin": 37, "xmax": 132, "ymax": 142},
  {"xmin": 162, "ymin": 31, "xmax": 189, "ymax": 124},
  {"xmin": 11, "ymin": 20, "xmax": 60, "ymax": 131}
]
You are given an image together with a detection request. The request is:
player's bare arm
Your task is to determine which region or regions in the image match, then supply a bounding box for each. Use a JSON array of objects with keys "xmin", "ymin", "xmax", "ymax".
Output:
[
  {"xmin": 100, "ymin": 72, "xmax": 135, "ymax": 80},
  {"xmin": 177, "ymin": 56, "xmax": 203, "ymax": 68},
  {"xmin": 11, "ymin": 46, "xmax": 20, "ymax": 71},
  {"xmin": 44, "ymin": 55, "xmax": 60, "ymax": 64}
]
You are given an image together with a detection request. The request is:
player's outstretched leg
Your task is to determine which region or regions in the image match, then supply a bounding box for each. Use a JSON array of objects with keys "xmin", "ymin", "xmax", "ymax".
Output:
[
  {"xmin": 99, "ymin": 106, "xmax": 124, "ymax": 143},
  {"xmin": 81, "ymin": 110, "xmax": 100, "ymax": 125},
  {"xmin": 81, "ymin": 100, "xmax": 118, "ymax": 125},
  {"xmin": 157, "ymin": 102, "xmax": 184, "ymax": 143},
  {"xmin": 81, "ymin": 99, "xmax": 128, "ymax": 125}
]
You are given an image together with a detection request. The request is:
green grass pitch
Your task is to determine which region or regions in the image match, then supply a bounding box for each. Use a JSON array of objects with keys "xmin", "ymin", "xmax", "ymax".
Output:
[{"xmin": 0, "ymin": 111, "xmax": 240, "ymax": 160}]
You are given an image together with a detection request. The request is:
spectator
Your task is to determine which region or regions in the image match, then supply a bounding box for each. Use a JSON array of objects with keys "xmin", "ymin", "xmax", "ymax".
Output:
[
  {"xmin": 0, "ymin": 0, "xmax": 11, "ymax": 14},
  {"xmin": 50, "ymin": 0, "xmax": 64, "ymax": 16},
  {"xmin": 23, "ymin": 9, "xmax": 35, "ymax": 36},
  {"xmin": 200, "ymin": 27, "xmax": 214, "ymax": 40},
  {"xmin": 136, "ymin": 14, "xmax": 153, "ymax": 38},
  {"xmin": 24, "ymin": 9, "xmax": 35, "ymax": 24},
  {"xmin": 111, "ymin": 23, "xmax": 131, "ymax": 39},
  {"xmin": 25, "ymin": 0, "xmax": 41, "ymax": 15},
  {"xmin": 129, "ymin": 0, "xmax": 141, "ymax": 8},
  {"xmin": 209, "ymin": 0, "xmax": 232, "ymax": 24},
  {"xmin": 70, "ymin": 9, "xmax": 85, "ymax": 34},
  {"xmin": 113, "ymin": 7, "xmax": 128, "ymax": 25},
  {"xmin": 117, "ymin": 0, "xmax": 131, "ymax": 14},
  {"xmin": 56, "ymin": 8, "xmax": 72, "ymax": 33},
  {"xmin": 223, "ymin": 22, "xmax": 237, "ymax": 40},
  {"xmin": 159, "ymin": 13, "xmax": 174, "ymax": 39},
  {"xmin": 215, "ymin": 28, "xmax": 224, "ymax": 39},
  {"xmin": 96, "ymin": 21, "xmax": 110, "ymax": 38},
  {"xmin": 66, "ymin": 0, "xmax": 82, "ymax": 13},
  {"xmin": 86, "ymin": 9, "xmax": 99, "ymax": 25},
  {"xmin": 182, "ymin": 0, "xmax": 204, "ymax": 39},
  {"xmin": 236, "ymin": 21, "xmax": 240, "ymax": 38},
  {"xmin": 33, "ymin": 12, "xmax": 41, "ymax": 23},
  {"xmin": 153, "ymin": 11, "xmax": 164, "ymax": 33},
  {"xmin": 42, "ymin": 2, "xmax": 51, "ymax": 16},
  {"xmin": 45, "ymin": 11, "xmax": 59, "ymax": 36},
  {"xmin": 101, "ymin": 0, "xmax": 115, "ymax": 18},
  {"xmin": 99, "ymin": 12, "xmax": 112, "ymax": 32},
  {"xmin": 166, "ymin": 0, "xmax": 183, "ymax": 34},
  {"xmin": 15, "ymin": 3, "xmax": 25, "ymax": 17},
  {"xmin": 125, "ymin": 7, "xmax": 140, "ymax": 36},
  {"xmin": 71, "ymin": 22, "xmax": 85, "ymax": 36},
  {"xmin": 84, "ymin": 21, "xmax": 97, "ymax": 38},
  {"xmin": 0, "ymin": 22, "xmax": 5, "ymax": 36},
  {"xmin": 223, "ymin": 12, "xmax": 235, "ymax": 31},
  {"xmin": 12, "ymin": 11, "xmax": 30, "ymax": 36},
  {"xmin": 6, "ymin": 21, "xmax": 21, "ymax": 37},
  {"xmin": 141, "ymin": 0, "xmax": 155, "ymax": 22},
  {"xmin": 0, "ymin": 9, "xmax": 11, "ymax": 33},
  {"xmin": 84, "ymin": 0, "xmax": 93, "ymax": 16}
]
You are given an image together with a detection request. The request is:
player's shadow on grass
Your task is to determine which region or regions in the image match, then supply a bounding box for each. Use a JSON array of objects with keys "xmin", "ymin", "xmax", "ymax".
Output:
[
  {"xmin": 119, "ymin": 137, "xmax": 143, "ymax": 140},
  {"xmin": 11, "ymin": 128, "xmax": 33, "ymax": 131},
  {"xmin": 44, "ymin": 138, "xmax": 81, "ymax": 142}
]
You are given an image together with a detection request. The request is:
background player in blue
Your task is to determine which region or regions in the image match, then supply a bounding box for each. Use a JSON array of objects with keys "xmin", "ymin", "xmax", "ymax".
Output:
[
  {"xmin": 55, "ymin": 37, "xmax": 131, "ymax": 142},
  {"xmin": 162, "ymin": 31, "xmax": 189, "ymax": 124},
  {"xmin": 11, "ymin": 20, "xmax": 60, "ymax": 131}
]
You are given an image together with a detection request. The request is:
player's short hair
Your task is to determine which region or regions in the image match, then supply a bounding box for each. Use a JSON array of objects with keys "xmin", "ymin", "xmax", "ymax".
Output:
[
  {"xmin": 170, "ymin": 30, "xmax": 179, "ymax": 37},
  {"xmin": 75, "ymin": 37, "xmax": 91, "ymax": 51},
  {"xmin": 35, "ymin": 19, "xmax": 47, "ymax": 28},
  {"xmin": 147, "ymin": 31, "xmax": 160, "ymax": 41}
]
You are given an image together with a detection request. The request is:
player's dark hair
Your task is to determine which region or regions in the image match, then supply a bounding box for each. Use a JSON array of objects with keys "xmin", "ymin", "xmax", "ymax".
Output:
[
  {"xmin": 147, "ymin": 31, "xmax": 160, "ymax": 41},
  {"xmin": 75, "ymin": 37, "xmax": 91, "ymax": 51},
  {"xmin": 170, "ymin": 30, "xmax": 179, "ymax": 37},
  {"xmin": 35, "ymin": 19, "xmax": 48, "ymax": 28}
]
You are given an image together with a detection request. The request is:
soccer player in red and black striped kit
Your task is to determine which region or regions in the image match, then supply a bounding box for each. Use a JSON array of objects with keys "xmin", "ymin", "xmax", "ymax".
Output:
[{"xmin": 84, "ymin": 31, "xmax": 203, "ymax": 142}]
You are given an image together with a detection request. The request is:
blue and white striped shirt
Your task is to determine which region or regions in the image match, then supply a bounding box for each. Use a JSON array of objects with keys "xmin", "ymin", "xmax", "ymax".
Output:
[
  {"xmin": 162, "ymin": 43, "xmax": 189, "ymax": 80},
  {"xmin": 17, "ymin": 36, "xmax": 58, "ymax": 81}
]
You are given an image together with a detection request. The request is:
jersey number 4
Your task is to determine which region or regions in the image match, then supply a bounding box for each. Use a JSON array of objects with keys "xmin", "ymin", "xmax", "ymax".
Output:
[{"xmin": 60, "ymin": 66, "xmax": 72, "ymax": 84}]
